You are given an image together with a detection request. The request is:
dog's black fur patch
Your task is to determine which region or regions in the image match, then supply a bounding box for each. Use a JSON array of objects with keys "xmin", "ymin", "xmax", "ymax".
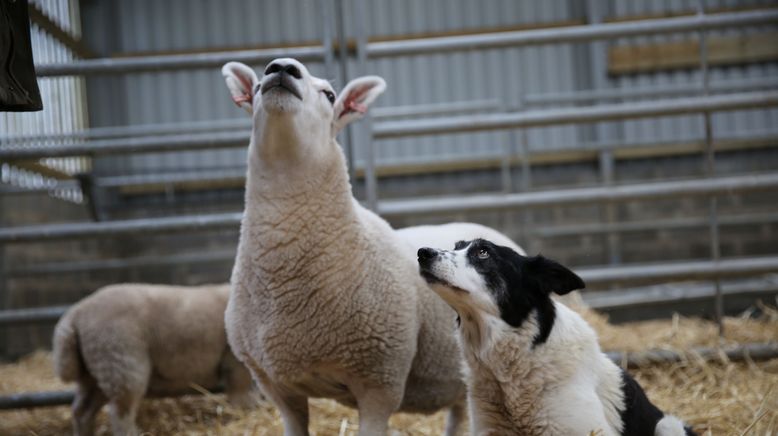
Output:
[
  {"xmin": 619, "ymin": 369, "xmax": 664, "ymax": 436},
  {"xmin": 461, "ymin": 239, "xmax": 584, "ymax": 346}
]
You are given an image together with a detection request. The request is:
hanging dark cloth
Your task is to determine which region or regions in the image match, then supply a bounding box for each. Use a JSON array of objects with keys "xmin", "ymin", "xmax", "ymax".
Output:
[{"xmin": 0, "ymin": 0, "xmax": 43, "ymax": 111}]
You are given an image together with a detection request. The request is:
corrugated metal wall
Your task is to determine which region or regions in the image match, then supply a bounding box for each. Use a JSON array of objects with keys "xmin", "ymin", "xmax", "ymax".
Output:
[{"xmin": 79, "ymin": 0, "xmax": 778, "ymax": 179}]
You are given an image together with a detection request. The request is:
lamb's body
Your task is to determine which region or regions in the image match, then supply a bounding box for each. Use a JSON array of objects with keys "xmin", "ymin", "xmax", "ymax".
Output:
[
  {"xmin": 223, "ymin": 58, "xmax": 525, "ymax": 435},
  {"xmin": 53, "ymin": 283, "xmax": 253, "ymax": 436}
]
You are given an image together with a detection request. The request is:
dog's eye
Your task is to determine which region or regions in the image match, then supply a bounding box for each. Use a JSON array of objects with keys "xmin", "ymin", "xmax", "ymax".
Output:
[
  {"xmin": 322, "ymin": 90, "xmax": 336, "ymax": 104},
  {"xmin": 477, "ymin": 249, "xmax": 489, "ymax": 259}
]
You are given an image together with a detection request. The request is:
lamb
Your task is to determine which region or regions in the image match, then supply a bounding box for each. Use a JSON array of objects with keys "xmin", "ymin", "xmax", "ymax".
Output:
[
  {"xmin": 417, "ymin": 239, "xmax": 696, "ymax": 436},
  {"xmin": 53, "ymin": 283, "xmax": 254, "ymax": 436},
  {"xmin": 221, "ymin": 58, "xmax": 525, "ymax": 436}
]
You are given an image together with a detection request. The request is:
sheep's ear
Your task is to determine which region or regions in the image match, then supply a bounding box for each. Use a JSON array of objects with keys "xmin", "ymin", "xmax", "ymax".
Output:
[
  {"xmin": 333, "ymin": 76, "xmax": 386, "ymax": 134},
  {"xmin": 525, "ymin": 256, "xmax": 585, "ymax": 296},
  {"xmin": 222, "ymin": 62, "xmax": 259, "ymax": 114}
]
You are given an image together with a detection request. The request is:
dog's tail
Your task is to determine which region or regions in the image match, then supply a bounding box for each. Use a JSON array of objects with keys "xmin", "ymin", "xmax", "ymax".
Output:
[
  {"xmin": 52, "ymin": 308, "xmax": 84, "ymax": 382},
  {"xmin": 655, "ymin": 415, "xmax": 697, "ymax": 436}
]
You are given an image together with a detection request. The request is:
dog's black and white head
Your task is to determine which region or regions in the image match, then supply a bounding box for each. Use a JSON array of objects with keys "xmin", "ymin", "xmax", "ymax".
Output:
[{"xmin": 417, "ymin": 239, "xmax": 584, "ymax": 346}]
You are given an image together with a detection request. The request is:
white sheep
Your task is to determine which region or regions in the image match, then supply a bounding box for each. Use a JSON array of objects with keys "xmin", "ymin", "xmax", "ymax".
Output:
[
  {"xmin": 221, "ymin": 58, "xmax": 525, "ymax": 436},
  {"xmin": 53, "ymin": 283, "xmax": 254, "ymax": 436}
]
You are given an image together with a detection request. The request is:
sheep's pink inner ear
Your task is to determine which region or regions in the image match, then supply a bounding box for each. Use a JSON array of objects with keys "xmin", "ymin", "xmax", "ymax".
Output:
[
  {"xmin": 338, "ymin": 85, "xmax": 371, "ymax": 119},
  {"xmin": 232, "ymin": 74, "xmax": 253, "ymax": 106}
]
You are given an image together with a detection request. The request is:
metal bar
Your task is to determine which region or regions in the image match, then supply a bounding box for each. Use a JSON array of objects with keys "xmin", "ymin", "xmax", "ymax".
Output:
[
  {"xmin": 371, "ymin": 99, "xmax": 501, "ymax": 119},
  {"xmin": 2, "ymin": 173, "xmax": 775, "ymax": 242},
  {"xmin": 320, "ymin": 0, "xmax": 336, "ymax": 87},
  {"xmin": 5, "ymin": 129, "xmax": 778, "ymax": 194},
  {"xmin": 35, "ymin": 45, "xmax": 326, "ymax": 77},
  {"xmin": 95, "ymin": 168, "xmax": 246, "ymax": 188},
  {"xmin": 584, "ymin": 276, "xmax": 778, "ymax": 311},
  {"xmin": 697, "ymin": 0, "xmax": 725, "ymax": 337},
  {"xmin": 353, "ymin": 0, "xmax": 377, "ymax": 211},
  {"xmin": 3, "ymin": 264, "xmax": 777, "ymax": 327},
  {"xmin": 0, "ymin": 386, "xmax": 225, "ymax": 410},
  {"xmin": 536, "ymin": 211, "xmax": 778, "ymax": 238},
  {"xmin": 0, "ymin": 130, "xmax": 251, "ymax": 160},
  {"xmin": 578, "ymin": 255, "xmax": 778, "ymax": 286},
  {"xmin": 0, "ymin": 118, "xmax": 251, "ymax": 143},
  {"xmin": 30, "ymin": 10, "xmax": 775, "ymax": 76},
  {"xmin": 4, "ymin": 342, "xmax": 775, "ymax": 409},
  {"xmin": 600, "ymin": 150, "xmax": 621, "ymax": 265},
  {"xmin": 0, "ymin": 212, "xmax": 242, "ymax": 243},
  {"xmin": 0, "ymin": 391, "xmax": 74, "ymax": 409},
  {"xmin": 0, "ymin": 305, "xmax": 68, "ymax": 326},
  {"xmin": 8, "ymin": 211, "xmax": 778, "ymax": 276},
  {"xmin": 366, "ymin": 10, "xmax": 778, "ymax": 58},
  {"xmin": 0, "ymin": 100, "xmax": 501, "ymax": 145},
  {"xmin": 373, "ymin": 91, "xmax": 778, "ymax": 139},
  {"xmin": 523, "ymin": 77, "xmax": 778, "ymax": 106},
  {"xmin": 334, "ymin": 0, "xmax": 356, "ymax": 188},
  {"xmin": 377, "ymin": 172, "xmax": 778, "ymax": 217},
  {"xmin": 606, "ymin": 342, "xmax": 778, "ymax": 369},
  {"xmin": 3, "ymin": 91, "xmax": 776, "ymax": 161},
  {"xmin": 6, "ymin": 250, "xmax": 236, "ymax": 277}
]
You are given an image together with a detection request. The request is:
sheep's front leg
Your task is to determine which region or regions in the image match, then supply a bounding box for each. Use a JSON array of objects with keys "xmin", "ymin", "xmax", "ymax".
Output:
[
  {"xmin": 258, "ymin": 379, "xmax": 309, "ymax": 436},
  {"xmin": 354, "ymin": 386, "xmax": 403, "ymax": 436}
]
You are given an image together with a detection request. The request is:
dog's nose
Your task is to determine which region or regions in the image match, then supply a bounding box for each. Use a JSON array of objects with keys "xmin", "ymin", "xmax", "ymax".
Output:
[
  {"xmin": 417, "ymin": 248, "xmax": 438, "ymax": 262},
  {"xmin": 264, "ymin": 61, "xmax": 303, "ymax": 80}
]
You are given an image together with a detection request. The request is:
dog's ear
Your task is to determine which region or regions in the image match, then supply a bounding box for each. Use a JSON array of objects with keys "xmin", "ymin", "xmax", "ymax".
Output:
[{"xmin": 526, "ymin": 255, "xmax": 585, "ymax": 295}]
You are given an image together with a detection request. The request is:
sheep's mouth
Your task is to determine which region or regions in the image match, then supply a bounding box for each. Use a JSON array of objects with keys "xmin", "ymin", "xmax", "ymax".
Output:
[{"xmin": 261, "ymin": 75, "xmax": 303, "ymax": 100}]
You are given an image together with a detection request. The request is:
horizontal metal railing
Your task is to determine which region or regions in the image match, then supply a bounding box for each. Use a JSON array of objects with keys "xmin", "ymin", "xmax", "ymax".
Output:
[
  {"xmin": 536, "ymin": 212, "xmax": 778, "ymax": 238},
  {"xmin": 373, "ymin": 91, "xmax": 778, "ymax": 139},
  {"xmin": 2, "ymin": 172, "xmax": 777, "ymax": 243},
  {"xmin": 5, "ymin": 250, "xmax": 237, "ymax": 277},
  {"xmin": 0, "ymin": 341, "xmax": 775, "ymax": 408},
  {"xmin": 376, "ymin": 172, "xmax": 778, "ymax": 217},
  {"xmin": 31, "ymin": 10, "xmax": 778, "ymax": 77},
  {"xmin": 0, "ymin": 100, "xmax": 502, "ymax": 145},
  {"xmin": 585, "ymin": 275, "xmax": 778, "ymax": 311},
  {"xmin": 2, "ymin": 91, "xmax": 777, "ymax": 161},
  {"xmin": 35, "ymin": 45, "xmax": 327, "ymax": 77},
  {"xmin": 523, "ymin": 77, "xmax": 778, "ymax": 106},
  {"xmin": 3, "ymin": 255, "xmax": 778, "ymax": 327},
  {"xmin": 366, "ymin": 9, "xmax": 778, "ymax": 57},
  {"xmin": 0, "ymin": 212, "xmax": 242, "ymax": 243}
]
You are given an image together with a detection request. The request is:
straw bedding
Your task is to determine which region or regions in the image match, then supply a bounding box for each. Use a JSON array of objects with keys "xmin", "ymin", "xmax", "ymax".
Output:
[{"xmin": 1, "ymin": 304, "xmax": 776, "ymax": 435}]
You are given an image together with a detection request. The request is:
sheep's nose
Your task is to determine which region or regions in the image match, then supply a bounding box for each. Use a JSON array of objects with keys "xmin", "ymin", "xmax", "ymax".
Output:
[
  {"xmin": 264, "ymin": 62, "xmax": 303, "ymax": 80},
  {"xmin": 417, "ymin": 248, "xmax": 438, "ymax": 262}
]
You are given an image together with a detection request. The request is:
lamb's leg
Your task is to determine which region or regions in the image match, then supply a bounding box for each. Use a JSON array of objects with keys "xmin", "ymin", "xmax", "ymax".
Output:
[
  {"xmin": 354, "ymin": 387, "xmax": 403, "ymax": 436},
  {"xmin": 443, "ymin": 399, "xmax": 466, "ymax": 436},
  {"xmin": 258, "ymin": 378, "xmax": 309, "ymax": 436},
  {"xmin": 222, "ymin": 352, "xmax": 256, "ymax": 408},
  {"xmin": 105, "ymin": 356, "xmax": 150, "ymax": 436},
  {"xmin": 71, "ymin": 376, "xmax": 107, "ymax": 436},
  {"xmin": 108, "ymin": 391, "xmax": 143, "ymax": 436}
]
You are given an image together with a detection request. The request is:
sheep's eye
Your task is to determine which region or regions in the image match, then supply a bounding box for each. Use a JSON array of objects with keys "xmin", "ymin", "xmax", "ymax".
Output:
[
  {"xmin": 323, "ymin": 90, "xmax": 336, "ymax": 104},
  {"xmin": 477, "ymin": 249, "xmax": 489, "ymax": 260},
  {"xmin": 253, "ymin": 83, "xmax": 261, "ymax": 94}
]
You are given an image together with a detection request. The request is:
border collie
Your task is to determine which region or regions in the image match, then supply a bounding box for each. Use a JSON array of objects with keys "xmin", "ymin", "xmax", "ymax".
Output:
[{"xmin": 417, "ymin": 239, "xmax": 695, "ymax": 436}]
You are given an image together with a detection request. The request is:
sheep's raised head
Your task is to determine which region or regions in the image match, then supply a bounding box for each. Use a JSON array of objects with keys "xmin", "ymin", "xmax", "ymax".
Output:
[{"xmin": 222, "ymin": 58, "xmax": 386, "ymax": 138}]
